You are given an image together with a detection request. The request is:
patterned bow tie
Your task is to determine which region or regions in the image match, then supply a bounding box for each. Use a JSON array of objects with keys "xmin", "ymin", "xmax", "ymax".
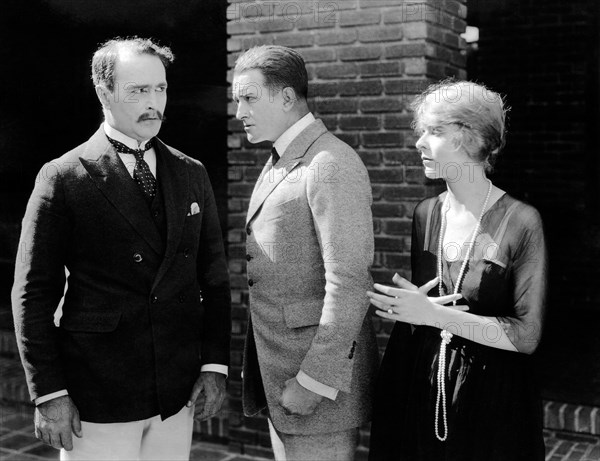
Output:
[
  {"xmin": 107, "ymin": 136, "xmax": 153, "ymax": 156},
  {"xmin": 107, "ymin": 136, "xmax": 156, "ymax": 202}
]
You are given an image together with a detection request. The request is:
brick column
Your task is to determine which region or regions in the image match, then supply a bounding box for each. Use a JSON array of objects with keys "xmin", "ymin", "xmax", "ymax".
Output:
[{"xmin": 226, "ymin": 1, "xmax": 467, "ymax": 457}]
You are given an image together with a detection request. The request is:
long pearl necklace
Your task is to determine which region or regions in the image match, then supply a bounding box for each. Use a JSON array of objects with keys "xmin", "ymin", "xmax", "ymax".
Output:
[{"xmin": 434, "ymin": 179, "xmax": 493, "ymax": 442}]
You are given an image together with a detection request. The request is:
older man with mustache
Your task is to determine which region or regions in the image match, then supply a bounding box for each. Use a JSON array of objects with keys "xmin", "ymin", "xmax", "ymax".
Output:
[{"xmin": 12, "ymin": 37, "xmax": 231, "ymax": 460}]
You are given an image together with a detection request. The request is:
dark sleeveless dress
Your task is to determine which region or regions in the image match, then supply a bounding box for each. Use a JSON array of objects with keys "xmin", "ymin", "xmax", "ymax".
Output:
[{"xmin": 369, "ymin": 193, "xmax": 547, "ymax": 461}]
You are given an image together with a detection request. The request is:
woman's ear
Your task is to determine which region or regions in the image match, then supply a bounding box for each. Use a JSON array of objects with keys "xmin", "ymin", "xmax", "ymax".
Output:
[
  {"xmin": 451, "ymin": 127, "xmax": 465, "ymax": 151},
  {"xmin": 455, "ymin": 128, "xmax": 486, "ymax": 161}
]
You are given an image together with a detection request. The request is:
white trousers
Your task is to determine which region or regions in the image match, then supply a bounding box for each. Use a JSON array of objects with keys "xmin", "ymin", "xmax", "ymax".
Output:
[
  {"xmin": 268, "ymin": 419, "xmax": 358, "ymax": 461},
  {"xmin": 60, "ymin": 405, "xmax": 194, "ymax": 461}
]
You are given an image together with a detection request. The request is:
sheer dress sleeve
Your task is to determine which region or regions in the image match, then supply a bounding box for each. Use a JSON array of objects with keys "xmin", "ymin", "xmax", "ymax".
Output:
[{"xmin": 497, "ymin": 204, "xmax": 548, "ymax": 354}]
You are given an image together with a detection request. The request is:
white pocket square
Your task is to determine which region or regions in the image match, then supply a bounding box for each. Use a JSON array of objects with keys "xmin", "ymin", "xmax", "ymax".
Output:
[{"xmin": 187, "ymin": 202, "xmax": 200, "ymax": 216}]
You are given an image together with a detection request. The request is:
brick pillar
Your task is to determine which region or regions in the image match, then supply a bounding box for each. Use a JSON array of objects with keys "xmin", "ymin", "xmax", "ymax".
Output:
[{"xmin": 226, "ymin": 1, "xmax": 467, "ymax": 457}]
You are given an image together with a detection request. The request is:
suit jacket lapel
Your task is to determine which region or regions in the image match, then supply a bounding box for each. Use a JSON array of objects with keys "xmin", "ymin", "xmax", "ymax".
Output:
[
  {"xmin": 79, "ymin": 128, "xmax": 164, "ymax": 255},
  {"xmin": 151, "ymin": 139, "xmax": 189, "ymax": 290},
  {"xmin": 246, "ymin": 120, "xmax": 328, "ymax": 224}
]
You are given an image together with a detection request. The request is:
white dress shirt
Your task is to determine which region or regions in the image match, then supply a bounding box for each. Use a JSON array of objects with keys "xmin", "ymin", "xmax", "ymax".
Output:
[
  {"xmin": 273, "ymin": 112, "xmax": 315, "ymax": 157},
  {"xmin": 104, "ymin": 122, "xmax": 157, "ymax": 178}
]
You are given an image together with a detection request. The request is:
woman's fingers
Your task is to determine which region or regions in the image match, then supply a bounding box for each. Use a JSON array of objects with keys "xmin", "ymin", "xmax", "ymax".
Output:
[
  {"xmin": 419, "ymin": 277, "xmax": 439, "ymax": 294},
  {"xmin": 373, "ymin": 283, "xmax": 407, "ymax": 297},
  {"xmin": 374, "ymin": 309, "xmax": 397, "ymax": 321},
  {"xmin": 429, "ymin": 293, "xmax": 463, "ymax": 305},
  {"xmin": 392, "ymin": 273, "xmax": 417, "ymax": 290},
  {"xmin": 371, "ymin": 287, "xmax": 463, "ymax": 309},
  {"xmin": 367, "ymin": 291, "xmax": 400, "ymax": 306},
  {"xmin": 389, "ymin": 275, "xmax": 439, "ymax": 296},
  {"xmin": 368, "ymin": 293, "xmax": 398, "ymax": 312}
]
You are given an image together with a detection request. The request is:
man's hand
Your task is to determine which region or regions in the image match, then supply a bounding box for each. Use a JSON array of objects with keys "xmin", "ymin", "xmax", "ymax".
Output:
[
  {"xmin": 34, "ymin": 395, "xmax": 82, "ymax": 451},
  {"xmin": 278, "ymin": 377, "xmax": 323, "ymax": 416},
  {"xmin": 187, "ymin": 372, "xmax": 226, "ymax": 420}
]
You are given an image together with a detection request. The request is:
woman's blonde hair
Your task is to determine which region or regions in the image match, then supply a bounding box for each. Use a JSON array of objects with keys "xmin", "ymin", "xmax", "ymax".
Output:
[{"xmin": 411, "ymin": 79, "xmax": 509, "ymax": 173}]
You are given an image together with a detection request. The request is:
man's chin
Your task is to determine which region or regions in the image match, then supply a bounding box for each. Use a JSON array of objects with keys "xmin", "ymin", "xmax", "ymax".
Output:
[
  {"xmin": 245, "ymin": 135, "xmax": 263, "ymax": 144},
  {"xmin": 139, "ymin": 122, "xmax": 162, "ymax": 139}
]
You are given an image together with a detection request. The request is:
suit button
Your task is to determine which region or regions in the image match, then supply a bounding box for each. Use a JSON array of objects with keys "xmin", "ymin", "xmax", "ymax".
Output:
[
  {"xmin": 246, "ymin": 227, "xmax": 251, "ymax": 235},
  {"xmin": 153, "ymin": 210, "xmax": 159, "ymax": 218},
  {"xmin": 248, "ymin": 279, "xmax": 254, "ymax": 287},
  {"xmin": 151, "ymin": 295, "xmax": 158, "ymax": 303},
  {"xmin": 246, "ymin": 254, "xmax": 253, "ymax": 261},
  {"xmin": 133, "ymin": 253, "xmax": 143, "ymax": 263},
  {"xmin": 348, "ymin": 341, "xmax": 357, "ymax": 359},
  {"xmin": 179, "ymin": 295, "xmax": 186, "ymax": 303},
  {"xmin": 183, "ymin": 248, "xmax": 190, "ymax": 258}
]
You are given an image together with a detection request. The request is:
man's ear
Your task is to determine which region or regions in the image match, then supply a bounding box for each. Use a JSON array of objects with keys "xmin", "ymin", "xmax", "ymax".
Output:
[
  {"xmin": 281, "ymin": 87, "xmax": 299, "ymax": 112},
  {"xmin": 95, "ymin": 85, "xmax": 112, "ymax": 110}
]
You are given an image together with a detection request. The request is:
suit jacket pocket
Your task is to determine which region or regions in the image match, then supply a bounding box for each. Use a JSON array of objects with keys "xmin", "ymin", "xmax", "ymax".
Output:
[
  {"xmin": 261, "ymin": 196, "xmax": 302, "ymax": 223},
  {"xmin": 60, "ymin": 311, "xmax": 122, "ymax": 333},
  {"xmin": 270, "ymin": 195, "xmax": 301, "ymax": 209}
]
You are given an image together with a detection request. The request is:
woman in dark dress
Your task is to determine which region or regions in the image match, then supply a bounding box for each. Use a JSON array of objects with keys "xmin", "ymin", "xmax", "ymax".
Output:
[{"xmin": 368, "ymin": 81, "xmax": 547, "ymax": 461}]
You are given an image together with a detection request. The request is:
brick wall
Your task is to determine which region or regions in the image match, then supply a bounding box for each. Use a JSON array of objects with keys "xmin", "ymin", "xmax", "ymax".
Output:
[{"xmin": 226, "ymin": 0, "xmax": 467, "ymax": 456}]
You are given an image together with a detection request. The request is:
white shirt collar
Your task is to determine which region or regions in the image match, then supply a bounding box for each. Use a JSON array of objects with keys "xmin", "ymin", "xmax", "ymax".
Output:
[
  {"xmin": 273, "ymin": 112, "xmax": 315, "ymax": 157},
  {"xmin": 103, "ymin": 122, "xmax": 152, "ymax": 151}
]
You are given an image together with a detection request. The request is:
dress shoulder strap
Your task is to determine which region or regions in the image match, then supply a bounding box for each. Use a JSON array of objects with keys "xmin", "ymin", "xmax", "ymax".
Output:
[
  {"xmin": 422, "ymin": 196, "xmax": 440, "ymax": 252},
  {"xmin": 492, "ymin": 198, "xmax": 521, "ymax": 246}
]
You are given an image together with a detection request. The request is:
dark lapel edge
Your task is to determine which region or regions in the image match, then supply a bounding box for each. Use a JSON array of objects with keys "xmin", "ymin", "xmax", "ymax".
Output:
[{"xmin": 151, "ymin": 139, "xmax": 189, "ymax": 290}]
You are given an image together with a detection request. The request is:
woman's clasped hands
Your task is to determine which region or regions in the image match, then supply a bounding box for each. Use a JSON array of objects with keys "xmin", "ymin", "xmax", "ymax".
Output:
[{"xmin": 367, "ymin": 274, "xmax": 467, "ymax": 326}]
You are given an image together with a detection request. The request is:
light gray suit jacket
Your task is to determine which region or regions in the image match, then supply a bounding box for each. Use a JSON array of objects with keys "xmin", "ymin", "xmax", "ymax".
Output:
[{"xmin": 242, "ymin": 119, "xmax": 379, "ymax": 435}]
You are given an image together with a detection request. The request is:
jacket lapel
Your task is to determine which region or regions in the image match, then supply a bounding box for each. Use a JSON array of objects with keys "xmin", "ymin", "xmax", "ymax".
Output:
[
  {"xmin": 79, "ymin": 128, "xmax": 164, "ymax": 255},
  {"xmin": 151, "ymin": 139, "xmax": 189, "ymax": 290},
  {"xmin": 246, "ymin": 119, "xmax": 328, "ymax": 224}
]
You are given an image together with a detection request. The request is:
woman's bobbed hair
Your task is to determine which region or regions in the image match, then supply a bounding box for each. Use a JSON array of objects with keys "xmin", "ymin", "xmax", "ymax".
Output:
[{"xmin": 411, "ymin": 79, "xmax": 509, "ymax": 173}]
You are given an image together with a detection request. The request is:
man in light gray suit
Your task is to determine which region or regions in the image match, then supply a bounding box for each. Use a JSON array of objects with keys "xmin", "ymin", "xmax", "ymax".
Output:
[{"xmin": 232, "ymin": 45, "xmax": 379, "ymax": 460}]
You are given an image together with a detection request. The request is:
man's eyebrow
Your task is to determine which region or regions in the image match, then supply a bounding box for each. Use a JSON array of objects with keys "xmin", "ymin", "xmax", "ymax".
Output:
[
  {"xmin": 241, "ymin": 90, "xmax": 259, "ymax": 98},
  {"xmin": 124, "ymin": 82, "xmax": 168, "ymax": 89},
  {"xmin": 125, "ymin": 83, "xmax": 149, "ymax": 89}
]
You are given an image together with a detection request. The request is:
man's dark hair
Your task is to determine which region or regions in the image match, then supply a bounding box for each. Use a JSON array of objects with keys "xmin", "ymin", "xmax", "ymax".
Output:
[
  {"xmin": 234, "ymin": 45, "xmax": 308, "ymax": 100},
  {"xmin": 91, "ymin": 37, "xmax": 175, "ymax": 92}
]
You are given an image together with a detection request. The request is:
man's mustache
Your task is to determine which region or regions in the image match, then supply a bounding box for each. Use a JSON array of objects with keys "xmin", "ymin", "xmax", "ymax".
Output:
[{"xmin": 138, "ymin": 112, "xmax": 166, "ymax": 122}]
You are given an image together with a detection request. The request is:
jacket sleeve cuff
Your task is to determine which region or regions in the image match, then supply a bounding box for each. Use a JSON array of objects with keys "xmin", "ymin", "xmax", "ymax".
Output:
[
  {"xmin": 297, "ymin": 370, "xmax": 339, "ymax": 401},
  {"xmin": 200, "ymin": 364, "xmax": 228, "ymax": 377},
  {"xmin": 35, "ymin": 389, "xmax": 69, "ymax": 406}
]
